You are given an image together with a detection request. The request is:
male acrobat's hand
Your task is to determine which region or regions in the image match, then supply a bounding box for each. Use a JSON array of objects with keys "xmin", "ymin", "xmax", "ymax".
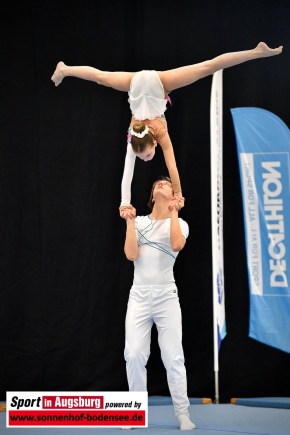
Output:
[
  {"xmin": 119, "ymin": 205, "xmax": 136, "ymax": 220},
  {"xmin": 169, "ymin": 196, "xmax": 185, "ymax": 211}
]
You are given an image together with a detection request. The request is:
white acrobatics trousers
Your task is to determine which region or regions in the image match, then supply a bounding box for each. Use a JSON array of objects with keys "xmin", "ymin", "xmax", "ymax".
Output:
[{"xmin": 124, "ymin": 284, "xmax": 190, "ymax": 417}]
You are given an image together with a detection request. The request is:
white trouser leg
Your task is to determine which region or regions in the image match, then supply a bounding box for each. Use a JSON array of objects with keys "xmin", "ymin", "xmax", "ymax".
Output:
[
  {"xmin": 124, "ymin": 287, "xmax": 153, "ymax": 392},
  {"xmin": 124, "ymin": 285, "xmax": 190, "ymax": 418},
  {"xmin": 152, "ymin": 287, "xmax": 190, "ymax": 418}
]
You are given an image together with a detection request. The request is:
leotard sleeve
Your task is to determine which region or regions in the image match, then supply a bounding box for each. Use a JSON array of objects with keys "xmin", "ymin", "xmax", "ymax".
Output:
[{"xmin": 121, "ymin": 142, "xmax": 136, "ymax": 206}]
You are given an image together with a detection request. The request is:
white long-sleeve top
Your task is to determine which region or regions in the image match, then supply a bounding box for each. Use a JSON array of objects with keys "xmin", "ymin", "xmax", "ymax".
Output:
[{"xmin": 132, "ymin": 215, "xmax": 189, "ymax": 286}]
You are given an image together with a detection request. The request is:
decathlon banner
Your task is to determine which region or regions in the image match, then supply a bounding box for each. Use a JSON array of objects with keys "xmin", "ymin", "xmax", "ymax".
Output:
[
  {"xmin": 210, "ymin": 70, "xmax": 226, "ymax": 364},
  {"xmin": 231, "ymin": 107, "xmax": 290, "ymax": 354}
]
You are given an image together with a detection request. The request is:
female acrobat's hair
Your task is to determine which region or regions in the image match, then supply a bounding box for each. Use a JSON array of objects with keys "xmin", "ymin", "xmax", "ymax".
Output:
[
  {"xmin": 147, "ymin": 176, "xmax": 172, "ymax": 210},
  {"xmin": 130, "ymin": 122, "xmax": 155, "ymax": 153}
]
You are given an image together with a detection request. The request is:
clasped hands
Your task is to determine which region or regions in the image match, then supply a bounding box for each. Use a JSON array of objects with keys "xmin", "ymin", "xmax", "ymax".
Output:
[
  {"xmin": 169, "ymin": 195, "xmax": 185, "ymax": 211},
  {"xmin": 119, "ymin": 205, "xmax": 136, "ymax": 220},
  {"xmin": 119, "ymin": 196, "xmax": 185, "ymax": 220}
]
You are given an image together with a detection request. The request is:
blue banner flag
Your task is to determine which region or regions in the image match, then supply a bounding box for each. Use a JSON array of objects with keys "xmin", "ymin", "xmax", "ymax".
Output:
[{"xmin": 231, "ymin": 107, "xmax": 290, "ymax": 354}]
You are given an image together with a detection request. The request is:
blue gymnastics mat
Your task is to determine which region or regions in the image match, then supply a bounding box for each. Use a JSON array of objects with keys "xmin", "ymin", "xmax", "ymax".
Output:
[
  {"xmin": 231, "ymin": 396, "xmax": 290, "ymax": 409},
  {"xmin": 1, "ymin": 403, "xmax": 290, "ymax": 435}
]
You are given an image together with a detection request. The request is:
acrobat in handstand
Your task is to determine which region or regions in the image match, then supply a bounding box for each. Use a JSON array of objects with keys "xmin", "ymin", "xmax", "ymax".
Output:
[{"xmin": 51, "ymin": 42, "xmax": 283, "ymax": 213}]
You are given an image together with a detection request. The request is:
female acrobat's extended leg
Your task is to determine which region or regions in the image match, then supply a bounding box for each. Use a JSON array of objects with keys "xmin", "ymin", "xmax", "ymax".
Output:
[
  {"xmin": 158, "ymin": 42, "xmax": 283, "ymax": 92},
  {"xmin": 51, "ymin": 62, "xmax": 135, "ymax": 91}
]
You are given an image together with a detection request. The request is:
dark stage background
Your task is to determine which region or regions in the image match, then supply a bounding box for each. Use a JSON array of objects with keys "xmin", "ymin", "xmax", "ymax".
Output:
[{"xmin": 1, "ymin": 0, "xmax": 290, "ymax": 402}]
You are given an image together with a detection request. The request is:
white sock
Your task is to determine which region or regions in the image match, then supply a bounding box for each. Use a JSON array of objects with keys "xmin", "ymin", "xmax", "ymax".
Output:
[
  {"xmin": 177, "ymin": 414, "xmax": 196, "ymax": 430},
  {"xmin": 121, "ymin": 427, "xmax": 132, "ymax": 430}
]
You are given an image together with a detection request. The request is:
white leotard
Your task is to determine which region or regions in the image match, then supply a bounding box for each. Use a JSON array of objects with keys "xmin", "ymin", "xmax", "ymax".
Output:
[{"xmin": 128, "ymin": 70, "xmax": 167, "ymax": 120}]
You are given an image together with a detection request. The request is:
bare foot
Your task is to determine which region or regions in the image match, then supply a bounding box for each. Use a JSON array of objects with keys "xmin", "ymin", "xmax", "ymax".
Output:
[
  {"xmin": 255, "ymin": 42, "xmax": 283, "ymax": 57},
  {"xmin": 51, "ymin": 61, "xmax": 66, "ymax": 86}
]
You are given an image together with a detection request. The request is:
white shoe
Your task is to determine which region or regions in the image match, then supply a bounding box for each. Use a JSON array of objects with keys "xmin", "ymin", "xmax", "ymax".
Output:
[{"xmin": 177, "ymin": 414, "xmax": 196, "ymax": 430}]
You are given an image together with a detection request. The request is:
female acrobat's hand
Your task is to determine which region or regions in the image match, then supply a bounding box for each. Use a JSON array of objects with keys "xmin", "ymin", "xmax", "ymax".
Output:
[{"xmin": 119, "ymin": 205, "xmax": 136, "ymax": 220}]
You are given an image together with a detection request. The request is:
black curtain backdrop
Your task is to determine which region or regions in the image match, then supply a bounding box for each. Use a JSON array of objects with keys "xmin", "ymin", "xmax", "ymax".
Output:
[{"xmin": 1, "ymin": 0, "xmax": 290, "ymax": 402}]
